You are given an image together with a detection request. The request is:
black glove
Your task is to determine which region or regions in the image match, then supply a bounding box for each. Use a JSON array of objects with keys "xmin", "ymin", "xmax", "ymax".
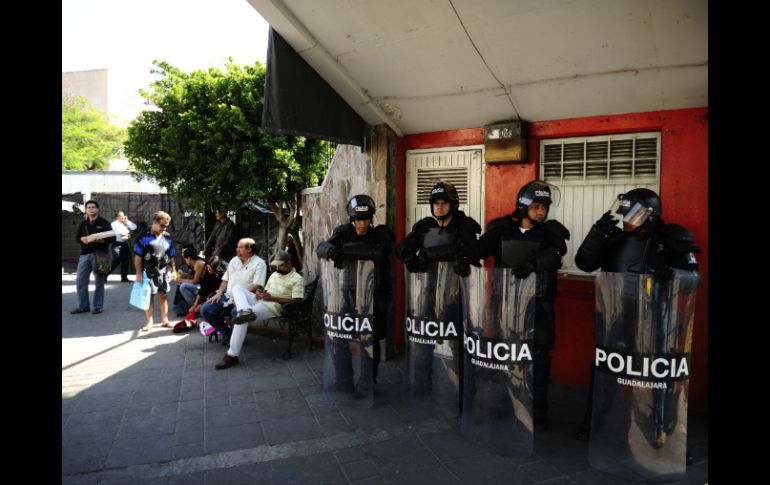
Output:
[
  {"xmin": 326, "ymin": 244, "xmax": 338, "ymax": 259},
  {"xmin": 331, "ymin": 246, "xmax": 345, "ymax": 268},
  {"xmin": 595, "ymin": 210, "xmax": 618, "ymax": 235},
  {"xmin": 514, "ymin": 260, "xmax": 537, "ymax": 279},
  {"xmin": 654, "ymin": 265, "xmax": 674, "ymax": 283},
  {"xmin": 453, "ymin": 260, "xmax": 471, "ymax": 277},
  {"xmin": 404, "ymin": 255, "xmax": 423, "ymax": 273},
  {"xmin": 418, "ymin": 250, "xmax": 433, "ymax": 268}
]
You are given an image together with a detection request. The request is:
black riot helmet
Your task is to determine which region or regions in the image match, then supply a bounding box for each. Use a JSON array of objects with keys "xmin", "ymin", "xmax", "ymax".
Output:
[
  {"xmin": 515, "ymin": 180, "xmax": 560, "ymax": 223},
  {"xmin": 346, "ymin": 194, "xmax": 376, "ymax": 222},
  {"xmin": 429, "ymin": 181, "xmax": 460, "ymax": 220},
  {"xmin": 610, "ymin": 188, "xmax": 662, "ymax": 232}
]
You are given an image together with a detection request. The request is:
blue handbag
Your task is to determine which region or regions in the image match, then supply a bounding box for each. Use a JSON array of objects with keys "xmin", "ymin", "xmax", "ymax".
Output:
[{"xmin": 129, "ymin": 272, "xmax": 152, "ymax": 310}]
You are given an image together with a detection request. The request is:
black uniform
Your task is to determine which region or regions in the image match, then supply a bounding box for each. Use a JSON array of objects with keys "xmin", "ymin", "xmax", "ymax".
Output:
[
  {"xmin": 396, "ymin": 210, "xmax": 481, "ymax": 405},
  {"xmin": 575, "ymin": 210, "xmax": 700, "ymax": 446},
  {"xmin": 317, "ymin": 222, "xmax": 394, "ymax": 380},
  {"xmin": 478, "ymin": 216, "xmax": 569, "ymax": 425},
  {"xmin": 396, "ymin": 210, "xmax": 480, "ymax": 276}
]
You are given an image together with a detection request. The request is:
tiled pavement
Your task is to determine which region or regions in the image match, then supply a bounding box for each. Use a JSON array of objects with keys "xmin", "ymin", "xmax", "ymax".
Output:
[{"xmin": 62, "ymin": 274, "xmax": 708, "ymax": 484}]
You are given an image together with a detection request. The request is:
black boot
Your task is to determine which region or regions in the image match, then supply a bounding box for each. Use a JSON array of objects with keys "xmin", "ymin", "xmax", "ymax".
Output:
[
  {"xmin": 533, "ymin": 350, "xmax": 551, "ymax": 432},
  {"xmin": 533, "ymin": 407, "xmax": 549, "ymax": 431},
  {"xmin": 576, "ymin": 363, "xmax": 595, "ymax": 441},
  {"xmin": 576, "ymin": 419, "xmax": 590, "ymax": 441}
]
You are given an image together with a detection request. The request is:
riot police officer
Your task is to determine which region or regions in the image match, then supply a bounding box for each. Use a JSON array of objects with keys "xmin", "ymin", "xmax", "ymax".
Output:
[
  {"xmin": 395, "ymin": 181, "xmax": 481, "ymax": 409},
  {"xmin": 316, "ymin": 195, "xmax": 394, "ymax": 383},
  {"xmin": 477, "ymin": 180, "xmax": 570, "ymax": 430},
  {"xmin": 575, "ymin": 188, "xmax": 699, "ymax": 277},
  {"xmin": 396, "ymin": 181, "xmax": 480, "ymax": 276},
  {"xmin": 574, "ymin": 188, "xmax": 700, "ymax": 466}
]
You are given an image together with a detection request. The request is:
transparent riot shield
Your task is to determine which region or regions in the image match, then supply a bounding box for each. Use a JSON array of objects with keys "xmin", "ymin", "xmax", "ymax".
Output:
[
  {"xmin": 588, "ymin": 270, "xmax": 699, "ymax": 482},
  {"xmin": 321, "ymin": 259, "xmax": 375, "ymax": 409},
  {"xmin": 460, "ymin": 266, "xmax": 536, "ymax": 457},
  {"xmin": 403, "ymin": 261, "xmax": 462, "ymax": 416}
]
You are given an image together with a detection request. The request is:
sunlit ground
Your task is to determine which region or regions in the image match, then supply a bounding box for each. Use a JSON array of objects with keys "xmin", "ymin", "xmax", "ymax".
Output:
[{"xmin": 62, "ymin": 274, "xmax": 187, "ymax": 398}]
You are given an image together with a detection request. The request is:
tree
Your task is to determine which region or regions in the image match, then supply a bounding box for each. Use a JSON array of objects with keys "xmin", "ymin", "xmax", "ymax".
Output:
[
  {"xmin": 124, "ymin": 60, "xmax": 329, "ymax": 264},
  {"xmin": 62, "ymin": 97, "xmax": 126, "ymax": 170}
]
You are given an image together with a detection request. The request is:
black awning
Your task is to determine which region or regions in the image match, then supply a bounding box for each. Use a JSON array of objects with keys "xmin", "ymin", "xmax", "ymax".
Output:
[{"xmin": 261, "ymin": 27, "xmax": 367, "ymax": 146}]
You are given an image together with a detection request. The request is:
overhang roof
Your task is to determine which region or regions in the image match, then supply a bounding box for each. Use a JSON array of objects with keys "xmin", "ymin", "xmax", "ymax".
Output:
[{"xmin": 247, "ymin": 0, "xmax": 707, "ymax": 136}]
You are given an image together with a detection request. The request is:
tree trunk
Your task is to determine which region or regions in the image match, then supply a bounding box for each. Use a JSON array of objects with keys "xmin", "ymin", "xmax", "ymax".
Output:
[
  {"xmin": 288, "ymin": 191, "xmax": 304, "ymax": 268},
  {"xmin": 268, "ymin": 199, "xmax": 299, "ymax": 264},
  {"xmin": 274, "ymin": 225, "xmax": 287, "ymax": 259},
  {"xmin": 288, "ymin": 227, "xmax": 304, "ymax": 268}
]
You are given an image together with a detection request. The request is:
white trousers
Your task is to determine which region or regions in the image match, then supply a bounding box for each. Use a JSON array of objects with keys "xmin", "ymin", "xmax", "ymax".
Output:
[{"xmin": 229, "ymin": 285, "xmax": 277, "ymax": 357}]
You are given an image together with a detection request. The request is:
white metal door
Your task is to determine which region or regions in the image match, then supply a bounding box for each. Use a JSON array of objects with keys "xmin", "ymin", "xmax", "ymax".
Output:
[{"xmin": 405, "ymin": 146, "xmax": 484, "ymax": 231}]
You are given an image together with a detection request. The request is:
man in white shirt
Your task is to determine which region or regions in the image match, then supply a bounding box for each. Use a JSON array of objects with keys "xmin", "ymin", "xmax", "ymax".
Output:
[
  {"xmin": 110, "ymin": 211, "xmax": 137, "ymax": 282},
  {"xmin": 201, "ymin": 238, "xmax": 267, "ymax": 347},
  {"xmin": 215, "ymin": 250, "xmax": 306, "ymax": 370}
]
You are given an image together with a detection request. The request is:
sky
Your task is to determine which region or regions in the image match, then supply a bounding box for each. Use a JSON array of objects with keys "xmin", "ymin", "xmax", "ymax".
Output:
[{"xmin": 62, "ymin": 0, "xmax": 270, "ymax": 125}]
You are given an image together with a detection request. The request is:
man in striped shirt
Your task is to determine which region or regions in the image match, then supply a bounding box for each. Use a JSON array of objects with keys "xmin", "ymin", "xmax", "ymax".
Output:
[{"xmin": 215, "ymin": 250, "xmax": 305, "ymax": 370}]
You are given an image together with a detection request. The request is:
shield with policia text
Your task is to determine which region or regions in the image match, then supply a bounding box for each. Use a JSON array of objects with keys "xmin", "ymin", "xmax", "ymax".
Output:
[
  {"xmin": 403, "ymin": 261, "xmax": 462, "ymax": 416},
  {"xmin": 588, "ymin": 270, "xmax": 699, "ymax": 481},
  {"xmin": 321, "ymin": 259, "xmax": 375, "ymax": 409},
  {"xmin": 460, "ymin": 266, "xmax": 536, "ymax": 456}
]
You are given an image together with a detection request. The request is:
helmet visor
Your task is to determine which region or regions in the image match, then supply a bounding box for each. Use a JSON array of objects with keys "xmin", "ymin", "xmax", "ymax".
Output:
[
  {"xmin": 623, "ymin": 202, "xmax": 653, "ymax": 230},
  {"xmin": 519, "ymin": 183, "xmax": 561, "ymax": 208},
  {"xmin": 610, "ymin": 195, "xmax": 653, "ymax": 230}
]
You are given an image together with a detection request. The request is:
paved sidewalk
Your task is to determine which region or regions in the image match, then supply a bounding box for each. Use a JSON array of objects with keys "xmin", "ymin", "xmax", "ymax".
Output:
[{"xmin": 62, "ymin": 274, "xmax": 708, "ymax": 484}]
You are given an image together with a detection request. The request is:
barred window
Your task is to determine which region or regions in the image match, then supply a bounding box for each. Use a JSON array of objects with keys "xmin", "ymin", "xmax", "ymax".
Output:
[{"xmin": 540, "ymin": 132, "xmax": 661, "ymax": 273}]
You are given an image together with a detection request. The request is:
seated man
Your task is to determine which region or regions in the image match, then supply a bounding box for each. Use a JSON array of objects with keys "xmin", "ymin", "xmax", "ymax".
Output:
[
  {"xmin": 201, "ymin": 238, "xmax": 267, "ymax": 344},
  {"xmin": 216, "ymin": 250, "xmax": 306, "ymax": 370}
]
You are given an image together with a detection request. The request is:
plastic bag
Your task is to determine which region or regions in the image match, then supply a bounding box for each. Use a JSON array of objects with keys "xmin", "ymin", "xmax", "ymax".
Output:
[
  {"xmin": 199, "ymin": 321, "xmax": 216, "ymax": 337},
  {"xmin": 129, "ymin": 273, "xmax": 151, "ymax": 310},
  {"xmin": 94, "ymin": 248, "xmax": 113, "ymax": 275}
]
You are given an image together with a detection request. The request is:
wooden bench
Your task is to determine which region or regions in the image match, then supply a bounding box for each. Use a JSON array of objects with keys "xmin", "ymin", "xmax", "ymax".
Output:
[{"xmin": 259, "ymin": 275, "xmax": 320, "ymax": 360}]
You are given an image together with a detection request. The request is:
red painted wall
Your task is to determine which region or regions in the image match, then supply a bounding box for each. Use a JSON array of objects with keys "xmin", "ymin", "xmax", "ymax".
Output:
[{"xmin": 396, "ymin": 108, "xmax": 708, "ymax": 410}]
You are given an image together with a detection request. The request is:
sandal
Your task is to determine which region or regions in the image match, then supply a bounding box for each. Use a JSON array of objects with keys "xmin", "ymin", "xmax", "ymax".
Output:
[{"xmin": 160, "ymin": 322, "xmax": 173, "ymax": 328}]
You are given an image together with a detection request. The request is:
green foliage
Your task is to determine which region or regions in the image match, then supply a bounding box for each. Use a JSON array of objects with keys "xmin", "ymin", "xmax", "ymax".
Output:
[
  {"xmin": 124, "ymin": 59, "xmax": 329, "ymax": 212},
  {"xmin": 62, "ymin": 97, "xmax": 126, "ymax": 170}
]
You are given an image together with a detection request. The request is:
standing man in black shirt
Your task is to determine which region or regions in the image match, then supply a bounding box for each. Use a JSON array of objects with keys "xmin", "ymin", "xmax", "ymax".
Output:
[
  {"xmin": 204, "ymin": 208, "xmax": 238, "ymax": 261},
  {"xmin": 71, "ymin": 200, "xmax": 115, "ymax": 315}
]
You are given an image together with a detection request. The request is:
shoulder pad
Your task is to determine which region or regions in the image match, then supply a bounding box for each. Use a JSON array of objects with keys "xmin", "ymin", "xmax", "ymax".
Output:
[
  {"xmin": 459, "ymin": 216, "xmax": 482, "ymax": 234},
  {"xmin": 372, "ymin": 224, "xmax": 395, "ymax": 243},
  {"xmin": 542, "ymin": 220, "xmax": 570, "ymax": 241},
  {"xmin": 331, "ymin": 223, "xmax": 354, "ymax": 237},
  {"xmin": 487, "ymin": 216, "xmax": 514, "ymax": 233},
  {"xmin": 661, "ymin": 223, "xmax": 701, "ymax": 253},
  {"xmin": 412, "ymin": 217, "xmax": 437, "ymax": 233}
]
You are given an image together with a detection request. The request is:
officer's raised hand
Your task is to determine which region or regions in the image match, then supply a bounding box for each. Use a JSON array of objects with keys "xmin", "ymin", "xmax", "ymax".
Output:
[{"xmin": 594, "ymin": 210, "xmax": 618, "ymax": 234}]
